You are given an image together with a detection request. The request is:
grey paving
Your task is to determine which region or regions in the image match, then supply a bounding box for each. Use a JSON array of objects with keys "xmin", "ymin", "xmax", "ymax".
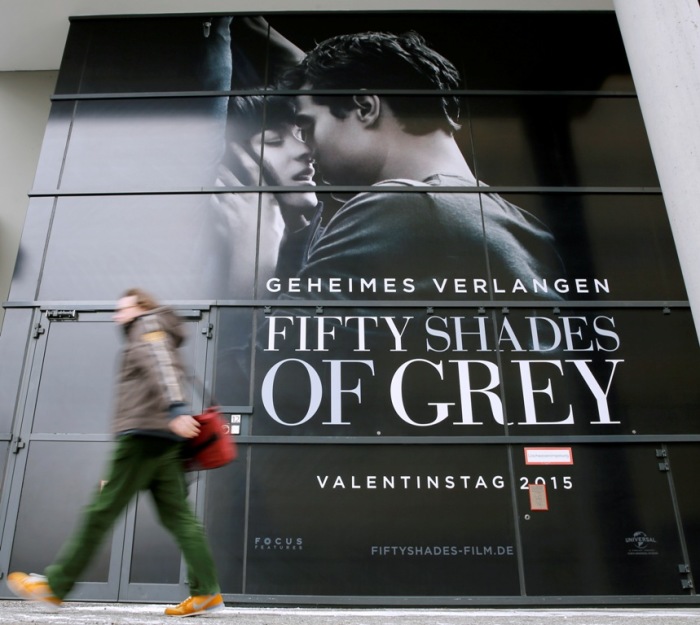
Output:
[{"xmin": 0, "ymin": 602, "xmax": 699, "ymax": 625}]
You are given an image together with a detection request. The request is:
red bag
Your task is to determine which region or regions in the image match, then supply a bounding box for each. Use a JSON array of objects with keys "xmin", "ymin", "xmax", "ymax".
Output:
[{"xmin": 182, "ymin": 406, "xmax": 237, "ymax": 471}]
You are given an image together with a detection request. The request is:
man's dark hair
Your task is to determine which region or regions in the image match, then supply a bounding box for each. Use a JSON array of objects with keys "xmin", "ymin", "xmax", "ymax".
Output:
[
  {"xmin": 281, "ymin": 31, "xmax": 461, "ymax": 135},
  {"xmin": 226, "ymin": 94, "xmax": 297, "ymax": 144}
]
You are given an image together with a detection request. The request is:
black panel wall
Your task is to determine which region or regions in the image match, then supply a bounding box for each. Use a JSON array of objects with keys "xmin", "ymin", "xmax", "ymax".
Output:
[{"xmin": 1, "ymin": 12, "xmax": 698, "ymax": 605}]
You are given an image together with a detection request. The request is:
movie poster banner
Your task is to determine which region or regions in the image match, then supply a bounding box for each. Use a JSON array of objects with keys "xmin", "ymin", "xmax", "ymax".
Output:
[
  {"xmin": 229, "ymin": 306, "xmax": 699, "ymax": 438},
  {"xmin": 243, "ymin": 444, "xmax": 520, "ymax": 596},
  {"xmin": 16, "ymin": 10, "xmax": 697, "ymax": 601},
  {"xmin": 220, "ymin": 442, "xmax": 685, "ymax": 597}
]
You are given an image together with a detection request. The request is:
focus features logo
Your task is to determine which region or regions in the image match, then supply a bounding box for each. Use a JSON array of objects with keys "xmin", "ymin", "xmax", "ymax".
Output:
[
  {"xmin": 253, "ymin": 536, "xmax": 303, "ymax": 551},
  {"xmin": 625, "ymin": 531, "xmax": 658, "ymax": 556}
]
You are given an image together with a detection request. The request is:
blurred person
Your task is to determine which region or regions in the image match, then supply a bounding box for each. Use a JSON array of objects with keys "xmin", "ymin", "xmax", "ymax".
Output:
[{"xmin": 7, "ymin": 288, "xmax": 223, "ymax": 618}]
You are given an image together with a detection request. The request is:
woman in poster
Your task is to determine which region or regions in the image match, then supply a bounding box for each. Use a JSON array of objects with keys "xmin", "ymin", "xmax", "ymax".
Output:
[{"xmin": 210, "ymin": 94, "xmax": 318, "ymax": 296}]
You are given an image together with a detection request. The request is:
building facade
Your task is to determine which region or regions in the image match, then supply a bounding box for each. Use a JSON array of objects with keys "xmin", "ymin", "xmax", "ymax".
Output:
[{"xmin": 1, "ymin": 3, "xmax": 699, "ymax": 607}]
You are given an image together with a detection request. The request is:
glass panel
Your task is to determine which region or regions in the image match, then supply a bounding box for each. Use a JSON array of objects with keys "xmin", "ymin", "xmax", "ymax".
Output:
[
  {"xmin": 57, "ymin": 15, "xmax": 318, "ymax": 94},
  {"xmin": 516, "ymin": 444, "xmax": 685, "ymax": 596},
  {"xmin": 38, "ymin": 195, "xmax": 285, "ymax": 302},
  {"xmin": 0, "ymin": 311, "xmax": 33, "ymax": 431},
  {"xmin": 9, "ymin": 441, "xmax": 114, "ymax": 581},
  {"xmin": 7, "ymin": 198, "xmax": 54, "ymax": 303},
  {"xmin": 213, "ymin": 308, "xmax": 254, "ymax": 408},
  {"xmin": 56, "ymin": 17, "xmax": 233, "ymax": 94},
  {"xmin": 261, "ymin": 12, "xmax": 632, "ymax": 92},
  {"xmin": 666, "ymin": 444, "xmax": 700, "ymax": 580},
  {"xmin": 0, "ymin": 443, "xmax": 8, "ymax": 512},
  {"xmin": 211, "ymin": 191, "xmax": 285, "ymax": 300},
  {"xmin": 38, "ymin": 196, "xmax": 232, "ymax": 301},
  {"xmin": 470, "ymin": 96, "xmax": 659, "ymax": 188},
  {"xmin": 245, "ymin": 444, "xmax": 519, "ymax": 596},
  {"xmin": 230, "ymin": 17, "xmax": 300, "ymax": 89},
  {"xmin": 128, "ymin": 490, "xmax": 191, "ymax": 584},
  {"xmin": 32, "ymin": 102, "xmax": 74, "ymax": 192},
  {"xmin": 452, "ymin": 12, "xmax": 633, "ymax": 92},
  {"xmin": 33, "ymin": 319, "xmax": 117, "ymax": 435},
  {"xmin": 202, "ymin": 455, "xmax": 248, "ymax": 593},
  {"xmin": 58, "ymin": 98, "xmax": 227, "ymax": 193},
  {"xmin": 500, "ymin": 308, "xmax": 700, "ymax": 437},
  {"xmin": 499, "ymin": 194, "xmax": 686, "ymax": 303}
]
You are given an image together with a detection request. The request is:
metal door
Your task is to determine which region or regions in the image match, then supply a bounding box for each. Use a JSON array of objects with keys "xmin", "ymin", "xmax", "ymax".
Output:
[{"xmin": 0, "ymin": 307, "xmax": 211, "ymax": 602}]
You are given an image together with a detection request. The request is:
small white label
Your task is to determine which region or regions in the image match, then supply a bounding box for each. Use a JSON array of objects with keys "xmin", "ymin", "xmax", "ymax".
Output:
[
  {"xmin": 524, "ymin": 447, "xmax": 573, "ymax": 465},
  {"xmin": 229, "ymin": 414, "xmax": 241, "ymax": 435}
]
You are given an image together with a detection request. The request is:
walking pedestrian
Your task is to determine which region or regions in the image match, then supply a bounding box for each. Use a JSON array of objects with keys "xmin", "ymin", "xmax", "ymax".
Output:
[{"xmin": 7, "ymin": 287, "xmax": 223, "ymax": 617}]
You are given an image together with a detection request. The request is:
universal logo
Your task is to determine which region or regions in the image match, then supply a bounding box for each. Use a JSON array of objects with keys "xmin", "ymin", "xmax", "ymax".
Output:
[
  {"xmin": 625, "ymin": 531, "xmax": 658, "ymax": 556},
  {"xmin": 253, "ymin": 536, "xmax": 304, "ymax": 551}
]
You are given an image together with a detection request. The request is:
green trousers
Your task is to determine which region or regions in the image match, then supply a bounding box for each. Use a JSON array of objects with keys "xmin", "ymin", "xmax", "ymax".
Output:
[{"xmin": 46, "ymin": 435, "xmax": 219, "ymax": 599}]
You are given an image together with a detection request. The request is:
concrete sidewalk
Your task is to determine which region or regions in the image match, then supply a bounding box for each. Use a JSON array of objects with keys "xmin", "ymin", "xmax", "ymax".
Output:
[{"xmin": 0, "ymin": 602, "xmax": 699, "ymax": 625}]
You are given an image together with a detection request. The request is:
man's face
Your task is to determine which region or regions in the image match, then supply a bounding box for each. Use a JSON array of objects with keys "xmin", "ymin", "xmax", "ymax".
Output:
[
  {"xmin": 294, "ymin": 94, "xmax": 375, "ymax": 185},
  {"xmin": 113, "ymin": 295, "xmax": 143, "ymax": 325}
]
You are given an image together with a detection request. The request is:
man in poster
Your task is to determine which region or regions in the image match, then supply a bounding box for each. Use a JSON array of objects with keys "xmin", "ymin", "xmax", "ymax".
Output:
[
  {"xmin": 246, "ymin": 31, "xmax": 582, "ymax": 434},
  {"xmin": 271, "ymin": 31, "xmax": 564, "ymax": 301}
]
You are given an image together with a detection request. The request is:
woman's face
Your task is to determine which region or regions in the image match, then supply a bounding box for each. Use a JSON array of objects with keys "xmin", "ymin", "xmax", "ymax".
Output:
[{"xmin": 250, "ymin": 123, "xmax": 317, "ymax": 211}]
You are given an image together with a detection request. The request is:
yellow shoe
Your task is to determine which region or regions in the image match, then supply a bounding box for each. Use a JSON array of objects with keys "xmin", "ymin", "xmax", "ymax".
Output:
[
  {"xmin": 6, "ymin": 572, "xmax": 61, "ymax": 608},
  {"xmin": 164, "ymin": 593, "xmax": 224, "ymax": 617}
]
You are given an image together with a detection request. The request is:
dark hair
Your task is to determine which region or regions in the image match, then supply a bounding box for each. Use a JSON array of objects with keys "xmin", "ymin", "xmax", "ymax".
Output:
[
  {"xmin": 122, "ymin": 288, "xmax": 159, "ymax": 311},
  {"xmin": 225, "ymin": 94, "xmax": 297, "ymax": 144},
  {"xmin": 281, "ymin": 31, "xmax": 461, "ymax": 135}
]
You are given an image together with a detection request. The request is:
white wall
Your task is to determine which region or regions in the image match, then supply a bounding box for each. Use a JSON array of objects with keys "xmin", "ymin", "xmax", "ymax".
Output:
[
  {"xmin": 0, "ymin": 71, "xmax": 56, "ymax": 331},
  {"xmin": 614, "ymin": 0, "xmax": 700, "ymax": 343}
]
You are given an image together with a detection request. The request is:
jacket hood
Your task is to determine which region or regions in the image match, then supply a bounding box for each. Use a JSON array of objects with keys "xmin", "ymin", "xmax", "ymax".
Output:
[
  {"xmin": 152, "ymin": 306, "xmax": 186, "ymax": 348},
  {"xmin": 128, "ymin": 306, "xmax": 186, "ymax": 348}
]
